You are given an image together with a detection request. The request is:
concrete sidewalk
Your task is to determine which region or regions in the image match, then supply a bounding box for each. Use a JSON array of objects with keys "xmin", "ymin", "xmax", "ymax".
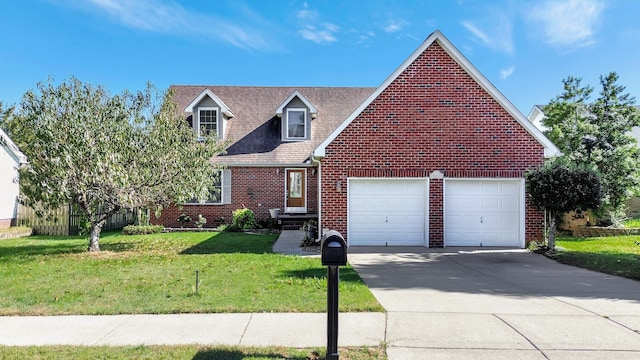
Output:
[{"xmin": 0, "ymin": 313, "xmax": 385, "ymax": 347}]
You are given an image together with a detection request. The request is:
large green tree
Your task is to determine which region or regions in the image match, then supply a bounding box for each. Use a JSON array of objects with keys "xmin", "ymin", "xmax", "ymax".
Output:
[
  {"xmin": 543, "ymin": 72, "xmax": 640, "ymax": 225},
  {"xmin": 526, "ymin": 158, "xmax": 602, "ymax": 249},
  {"xmin": 2, "ymin": 77, "xmax": 226, "ymax": 251}
]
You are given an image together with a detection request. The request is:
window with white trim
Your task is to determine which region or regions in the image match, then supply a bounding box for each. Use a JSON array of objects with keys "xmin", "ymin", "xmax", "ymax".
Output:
[
  {"xmin": 186, "ymin": 169, "xmax": 231, "ymax": 205},
  {"xmin": 286, "ymin": 108, "xmax": 307, "ymax": 140},
  {"xmin": 197, "ymin": 107, "xmax": 219, "ymax": 139}
]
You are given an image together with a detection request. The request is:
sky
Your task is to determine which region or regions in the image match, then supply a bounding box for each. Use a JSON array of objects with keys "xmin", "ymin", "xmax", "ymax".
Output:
[{"xmin": 1, "ymin": 0, "xmax": 639, "ymax": 116}]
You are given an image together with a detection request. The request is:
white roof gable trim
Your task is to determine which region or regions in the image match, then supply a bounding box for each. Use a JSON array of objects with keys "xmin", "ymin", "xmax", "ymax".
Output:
[
  {"xmin": 314, "ymin": 30, "xmax": 560, "ymax": 158},
  {"xmin": 184, "ymin": 88, "xmax": 235, "ymax": 118},
  {"xmin": 0, "ymin": 128, "xmax": 27, "ymax": 164},
  {"xmin": 276, "ymin": 91, "xmax": 318, "ymax": 118}
]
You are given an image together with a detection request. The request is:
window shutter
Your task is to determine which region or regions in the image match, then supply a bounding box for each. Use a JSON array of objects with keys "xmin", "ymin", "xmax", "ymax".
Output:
[{"xmin": 222, "ymin": 169, "xmax": 232, "ymax": 204}]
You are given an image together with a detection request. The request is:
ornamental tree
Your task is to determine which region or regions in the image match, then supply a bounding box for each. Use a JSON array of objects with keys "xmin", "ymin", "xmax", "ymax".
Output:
[
  {"xmin": 2, "ymin": 77, "xmax": 227, "ymax": 252},
  {"xmin": 542, "ymin": 73, "xmax": 640, "ymax": 224},
  {"xmin": 526, "ymin": 159, "xmax": 602, "ymax": 249}
]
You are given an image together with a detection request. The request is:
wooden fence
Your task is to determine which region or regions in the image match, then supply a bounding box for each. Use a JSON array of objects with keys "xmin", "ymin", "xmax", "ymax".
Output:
[{"xmin": 17, "ymin": 203, "xmax": 136, "ymax": 236}]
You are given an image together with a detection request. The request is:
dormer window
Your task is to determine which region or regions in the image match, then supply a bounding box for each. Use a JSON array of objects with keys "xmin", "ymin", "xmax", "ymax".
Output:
[
  {"xmin": 277, "ymin": 91, "xmax": 317, "ymax": 142},
  {"xmin": 184, "ymin": 89, "xmax": 235, "ymax": 141},
  {"xmin": 287, "ymin": 108, "xmax": 307, "ymax": 139},
  {"xmin": 197, "ymin": 107, "xmax": 219, "ymax": 138}
]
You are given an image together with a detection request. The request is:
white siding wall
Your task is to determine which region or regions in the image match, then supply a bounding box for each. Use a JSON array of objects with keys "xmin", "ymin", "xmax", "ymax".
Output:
[{"xmin": 0, "ymin": 144, "xmax": 20, "ymax": 224}]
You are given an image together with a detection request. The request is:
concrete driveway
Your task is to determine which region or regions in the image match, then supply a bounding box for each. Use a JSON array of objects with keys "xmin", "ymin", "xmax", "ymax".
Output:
[{"xmin": 347, "ymin": 247, "xmax": 640, "ymax": 360}]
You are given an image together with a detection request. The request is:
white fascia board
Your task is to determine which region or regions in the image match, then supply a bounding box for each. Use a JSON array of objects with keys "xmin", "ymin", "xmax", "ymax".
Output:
[
  {"xmin": 314, "ymin": 30, "xmax": 561, "ymax": 158},
  {"xmin": 276, "ymin": 90, "xmax": 318, "ymax": 117},
  {"xmin": 184, "ymin": 88, "xmax": 235, "ymax": 118}
]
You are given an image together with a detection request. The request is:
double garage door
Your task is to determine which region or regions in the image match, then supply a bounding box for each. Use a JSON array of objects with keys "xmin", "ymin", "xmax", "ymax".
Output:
[{"xmin": 348, "ymin": 179, "xmax": 523, "ymax": 247}]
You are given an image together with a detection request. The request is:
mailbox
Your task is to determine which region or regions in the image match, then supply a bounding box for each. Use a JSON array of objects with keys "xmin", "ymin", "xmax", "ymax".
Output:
[{"xmin": 321, "ymin": 230, "xmax": 347, "ymax": 266}]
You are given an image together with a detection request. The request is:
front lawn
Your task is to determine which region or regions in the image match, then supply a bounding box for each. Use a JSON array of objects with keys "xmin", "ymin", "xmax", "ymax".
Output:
[
  {"xmin": 0, "ymin": 231, "xmax": 382, "ymax": 315},
  {"xmin": 549, "ymin": 235, "xmax": 640, "ymax": 281},
  {"xmin": 0, "ymin": 345, "xmax": 387, "ymax": 360}
]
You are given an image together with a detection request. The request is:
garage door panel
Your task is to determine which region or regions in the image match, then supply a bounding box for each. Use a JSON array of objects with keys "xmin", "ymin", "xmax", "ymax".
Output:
[
  {"xmin": 349, "ymin": 179, "xmax": 427, "ymax": 246},
  {"xmin": 445, "ymin": 180, "xmax": 522, "ymax": 247}
]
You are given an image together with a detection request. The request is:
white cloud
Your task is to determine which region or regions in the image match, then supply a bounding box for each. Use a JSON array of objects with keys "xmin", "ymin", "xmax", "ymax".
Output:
[
  {"xmin": 529, "ymin": 0, "xmax": 604, "ymax": 50},
  {"xmin": 299, "ymin": 24, "xmax": 338, "ymax": 44},
  {"xmin": 462, "ymin": 21, "xmax": 491, "ymax": 46},
  {"xmin": 295, "ymin": 4, "xmax": 339, "ymax": 44},
  {"xmin": 500, "ymin": 66, "xmax": 515, "ymax": 80},
  {"xmin": 383, "ymin": 18, "xmax": 408, "ymax": 33},
  {"xmin": 62, "ymin": 0, "xmax": 276, "ymax": 51},
  {"xmin": 461, "ymin": 15, "xmax": 513, "ymax": 55}
]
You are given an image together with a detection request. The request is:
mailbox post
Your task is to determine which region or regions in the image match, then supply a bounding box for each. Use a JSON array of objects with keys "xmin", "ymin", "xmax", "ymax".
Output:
[{"xmin": 321, "ymin": 230, "xmax": 347, "ymax": 360}]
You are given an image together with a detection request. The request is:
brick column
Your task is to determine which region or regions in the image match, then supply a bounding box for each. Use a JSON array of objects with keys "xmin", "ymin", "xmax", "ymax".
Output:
[{"xmin": 429, "ymin": 171, "xmax": 444, "ymax": 247}]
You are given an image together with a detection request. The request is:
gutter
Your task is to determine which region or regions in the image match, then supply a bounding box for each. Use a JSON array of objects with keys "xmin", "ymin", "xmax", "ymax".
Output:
[{"xmin": 311, "ymin": 152, "xmax": 322, "ymax": 239}]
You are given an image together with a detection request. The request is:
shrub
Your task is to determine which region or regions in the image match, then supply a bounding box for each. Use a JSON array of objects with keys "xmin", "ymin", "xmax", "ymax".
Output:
[
  {"xmin": 232, "ymin": 207, "xmax": 257, "ymax": 230},
  {"xmin": 122, "ymin": 225, "xmax": 164, "ymax": 235},
  {"xmin": 176, "ymin": 213, "xmax": 192, "ymax": 227},
  {"xmin": 195, "ymin": 214, "xmax": 207, "ymax": 228}
]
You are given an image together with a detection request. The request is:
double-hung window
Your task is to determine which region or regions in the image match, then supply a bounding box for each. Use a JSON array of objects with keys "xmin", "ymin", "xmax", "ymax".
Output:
[
  {"xmin": 286, "ymin": 108, "xmax": 306, "ymax": 139},
  {"xmin": 198, "ymin": 107, "xmax": 219, "ymax": 139},
  {"xmin": 186, "ymin": 169, "xmax": 231, "ymax": 205}
]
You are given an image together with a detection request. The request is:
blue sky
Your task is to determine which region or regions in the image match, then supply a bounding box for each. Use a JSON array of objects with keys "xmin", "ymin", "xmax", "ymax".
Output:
[{"xmin": 1, "ymin": 0, "xmax": 638, "ymax": 115}]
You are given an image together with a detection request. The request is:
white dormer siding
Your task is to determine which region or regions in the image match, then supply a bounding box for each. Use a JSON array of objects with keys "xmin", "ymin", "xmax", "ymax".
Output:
[
  {"xmin": 184, "ymin": 89, "xmax": 234, "ymax": 140},
  {"xmin": 277, "ymin": 93, "xmax": 316, "ymax": 141}
]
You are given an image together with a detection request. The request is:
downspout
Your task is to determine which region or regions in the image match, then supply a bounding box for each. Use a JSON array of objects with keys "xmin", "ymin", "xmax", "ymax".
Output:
[{"xmin": 311, "ymin": 152, "xmax": 322, "ymax": 240}]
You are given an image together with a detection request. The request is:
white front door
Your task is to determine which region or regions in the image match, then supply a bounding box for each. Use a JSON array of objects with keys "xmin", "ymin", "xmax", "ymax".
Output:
[
  {"xmin": 444, "ymin": 179, "xmax": 523, "ymax": 247},
  {"xmin": 348, "ymin": 178, "xmax": 428, "ymax": 246}
]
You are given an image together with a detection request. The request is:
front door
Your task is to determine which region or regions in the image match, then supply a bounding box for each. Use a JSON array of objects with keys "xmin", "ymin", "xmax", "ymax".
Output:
[{"xmin": 285, "ymin": 169, "xmax": 306, "ymax": 213}]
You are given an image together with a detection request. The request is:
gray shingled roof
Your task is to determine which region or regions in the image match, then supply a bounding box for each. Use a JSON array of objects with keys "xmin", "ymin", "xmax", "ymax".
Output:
[{"xmin": 170, "ymin": 85, "xmax": 375, "ymax": 165}]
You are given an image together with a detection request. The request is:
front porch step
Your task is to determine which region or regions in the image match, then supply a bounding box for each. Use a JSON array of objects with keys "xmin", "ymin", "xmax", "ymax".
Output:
[{"xmin": 277, "ymin": 213, "xmax": 318, "ymax": 230}]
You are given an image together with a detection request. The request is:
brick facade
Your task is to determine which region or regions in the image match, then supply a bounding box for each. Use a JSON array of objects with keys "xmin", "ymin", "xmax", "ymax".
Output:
[
  {"xmin": 0, "ymin": 218, "xmax": 12, "ymax": 229},
  {"xmin": 153, "ymin": 166, "xmax": 318, "ymax": 228},
  {"xmin": 320, "ymin": 42, "xmax": 545, "ymax": 247}
]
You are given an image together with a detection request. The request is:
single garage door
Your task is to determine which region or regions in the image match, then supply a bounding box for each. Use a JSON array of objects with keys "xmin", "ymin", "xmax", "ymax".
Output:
[
  {"xmin": 348, "ymin": 179, "xmax": 427, "ymax": 246},
  {"xmin": 445, "ymin": 179, "xmax": 523, "ymax": 247}
]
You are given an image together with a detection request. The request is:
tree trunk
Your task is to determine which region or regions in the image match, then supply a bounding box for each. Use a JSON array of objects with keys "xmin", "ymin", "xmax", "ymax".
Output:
[
  {"xmin": 87, "ymin": 220, "xmax": 106, "ymax": 252},
  {"xmin": 547, "ymin": 212, "xmax": 557, "ymax": 250}
]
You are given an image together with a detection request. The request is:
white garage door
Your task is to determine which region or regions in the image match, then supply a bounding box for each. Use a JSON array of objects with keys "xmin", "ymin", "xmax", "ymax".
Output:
[
  {"xmin": 445, "ymin": 180, "xmax": 522, "ymax": 247},
  {"xmin": 348, "ymin": 179, "xmax": 427, "ymax": 246}
]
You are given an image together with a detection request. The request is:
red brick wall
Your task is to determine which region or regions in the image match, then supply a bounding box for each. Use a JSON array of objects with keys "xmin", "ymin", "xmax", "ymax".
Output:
[
  {"xmin": 320, "ymin": 42, "xmax": 545, "ymax": 246},
  {"xmin": 0, "ymin": 218, "xmax": 12, "ymax": 229},
  {"xmin": 153, "ymin": 166, "xmax": 318, "ymax": 227}
]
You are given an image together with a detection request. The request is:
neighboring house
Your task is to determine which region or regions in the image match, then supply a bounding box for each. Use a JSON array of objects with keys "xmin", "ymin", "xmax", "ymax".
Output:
[
  {"xmin": 0, "ymin": 128, "xmax": 26, "ymax": 228},
  {"xmin": 156, "ymin": 30, "xmax": 560, "ymax": 248}
]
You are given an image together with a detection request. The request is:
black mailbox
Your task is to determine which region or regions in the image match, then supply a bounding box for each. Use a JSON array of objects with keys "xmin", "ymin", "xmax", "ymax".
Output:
[{"xmin": 321, "ymin": 230, "xmax": 347, "ymax": 266}]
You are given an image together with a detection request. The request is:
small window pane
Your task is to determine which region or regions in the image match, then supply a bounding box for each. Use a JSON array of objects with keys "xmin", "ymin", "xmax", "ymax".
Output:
[
  {"xmin": 287, "ymin": 110, "xmax": 305, "ymax": 138},
  {"xmin": 199, "ymin": 109, "xmax": 218, "ymax": 137}
]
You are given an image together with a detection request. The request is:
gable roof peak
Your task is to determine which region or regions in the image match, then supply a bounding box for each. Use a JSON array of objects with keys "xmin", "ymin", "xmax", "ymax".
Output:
[
  {"xmin": 315, "ymin": 29, "xmax": 560, "ymax": 158},
  {"xmin": 276, "ymin": 90, "xmax": 318, "ymax": 118},
  {"xmin": 184, "ymin": 88, "xmax": 235, "ymax": 118}
]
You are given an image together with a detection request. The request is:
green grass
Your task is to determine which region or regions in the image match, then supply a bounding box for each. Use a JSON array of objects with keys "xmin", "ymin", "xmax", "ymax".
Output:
[
  {"xmin": 550, "ymin": 235, "xmax": 640, "ymax": 280},
  {"xmin": 623, "ymin": 217, "xmax": 640, "ymax": 228},
  {"xmin": 0, "ymin": 231, "xmax": 383, "ymax": 315},
  {"xmin": 0, "ymin": 345, "xmax": 387, "ymax": 360}
]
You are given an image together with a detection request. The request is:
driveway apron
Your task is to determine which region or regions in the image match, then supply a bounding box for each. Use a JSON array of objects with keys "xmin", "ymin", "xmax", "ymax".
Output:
[{"xmin": 347, "ymin": 247, "xmax": 640, "ymax": 360}]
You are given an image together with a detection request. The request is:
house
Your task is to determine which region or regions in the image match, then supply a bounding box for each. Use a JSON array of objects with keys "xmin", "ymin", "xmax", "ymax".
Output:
[
  {"xmin": 0, "ymin": 128, "xmax": 26, "ymax": 228},
  {"xmin": 156, "ymin": 30, "xmax": 560, "ymax": 248}
]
